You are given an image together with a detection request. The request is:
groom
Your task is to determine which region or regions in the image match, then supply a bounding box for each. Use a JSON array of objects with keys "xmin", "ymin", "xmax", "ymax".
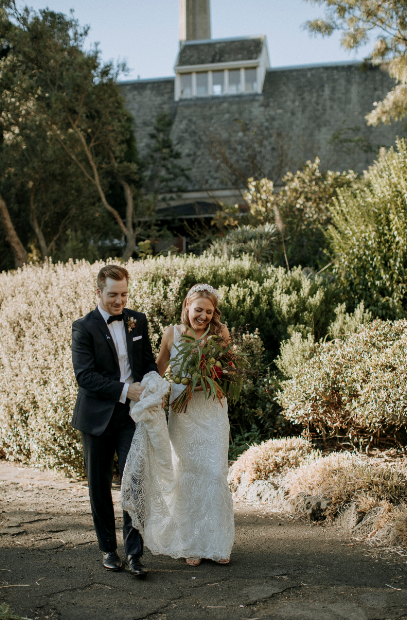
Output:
[{"xmin": 71, "ymin": 264, "xmax": 158, "ymax": 576}]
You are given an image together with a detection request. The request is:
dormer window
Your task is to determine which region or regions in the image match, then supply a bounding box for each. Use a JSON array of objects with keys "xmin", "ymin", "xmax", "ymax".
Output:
[{"xmin": 174, "ymin": 36, "xmax": 270, "ymax": 101}]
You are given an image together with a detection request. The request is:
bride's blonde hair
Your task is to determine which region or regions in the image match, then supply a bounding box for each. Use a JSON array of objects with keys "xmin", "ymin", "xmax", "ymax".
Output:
[{"xmin": 180, "ymin": 284, "xmax": 223, "ymax": 335}]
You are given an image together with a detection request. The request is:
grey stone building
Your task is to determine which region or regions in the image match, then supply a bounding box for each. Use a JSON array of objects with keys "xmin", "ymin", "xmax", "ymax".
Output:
[{"xmin": 120, "ymin": 0, "xmax": 404, "ymax": 232}]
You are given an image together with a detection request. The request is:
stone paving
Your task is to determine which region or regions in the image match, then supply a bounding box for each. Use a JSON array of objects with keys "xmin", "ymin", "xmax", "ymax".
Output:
[{"xmin": 1, "ymin": 461, "xmax": 407, "ymax": 620}]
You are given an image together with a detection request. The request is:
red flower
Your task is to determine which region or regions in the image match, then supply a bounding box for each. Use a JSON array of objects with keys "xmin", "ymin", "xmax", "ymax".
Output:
[
  {"xmin": 213, "ymin": 365, "xmax": 223, "ymax": 378},
  {"xmin": 228, "ymin": 361, "xmax": 234, "ymax": 366}
]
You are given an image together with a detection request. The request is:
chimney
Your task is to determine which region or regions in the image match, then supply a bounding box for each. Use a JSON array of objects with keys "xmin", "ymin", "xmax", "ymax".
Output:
[{"xmin": 179, "ymin": 0, "xmax": 211, "ymax": 42}]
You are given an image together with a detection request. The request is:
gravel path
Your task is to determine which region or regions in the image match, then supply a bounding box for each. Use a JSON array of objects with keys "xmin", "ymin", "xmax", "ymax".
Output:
[{"xmin": 1, "ymin": 460, "xmax": 407, "ymax": 620}]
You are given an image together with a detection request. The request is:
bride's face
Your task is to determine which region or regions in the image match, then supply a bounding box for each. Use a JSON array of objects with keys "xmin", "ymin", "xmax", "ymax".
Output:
[{"xmin": 187, "ymin": 296, "xmax": 214, "ymax": 331}]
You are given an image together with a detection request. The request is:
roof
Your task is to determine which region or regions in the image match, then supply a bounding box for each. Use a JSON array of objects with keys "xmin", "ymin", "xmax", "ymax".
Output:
[
  {"xmin": 176, "ymin": 36, "xmax": 265, "ymax": 67},
  {"xmin": 155, "ymin": 201, "xmax": 220, "ymax": 220}
]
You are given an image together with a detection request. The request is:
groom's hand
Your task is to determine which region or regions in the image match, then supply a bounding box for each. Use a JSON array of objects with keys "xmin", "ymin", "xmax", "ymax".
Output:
[{"xmin": 127, "ymin": 382, "xmax": 144, "ymax": 402}]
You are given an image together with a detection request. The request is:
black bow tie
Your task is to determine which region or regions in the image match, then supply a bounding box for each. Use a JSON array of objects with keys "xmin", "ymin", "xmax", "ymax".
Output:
[{"xmin": 107, "ymin": 313, "xmax": 124, "ymax": 325}]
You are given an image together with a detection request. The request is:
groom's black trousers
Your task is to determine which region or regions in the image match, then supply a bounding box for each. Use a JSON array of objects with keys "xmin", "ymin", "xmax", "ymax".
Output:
[{"xmin": 81, "ymin": 400, "xmax": 143, "ymax": 557}]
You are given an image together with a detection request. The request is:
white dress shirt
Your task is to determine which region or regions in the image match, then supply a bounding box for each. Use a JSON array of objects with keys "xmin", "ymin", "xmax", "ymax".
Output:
[{"xmin": 98, "ymin": 303, "xmax": 133, "ymax": 404}]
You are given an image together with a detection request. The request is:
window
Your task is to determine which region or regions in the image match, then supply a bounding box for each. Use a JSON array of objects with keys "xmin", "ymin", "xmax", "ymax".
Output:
[
  {"xmin": 212, "ymin": 71, "xmax": 224, "ymax": 96},
  {"xmin": 245, "ymin": 68, "xmax": 257, "ymax": 93},
  {"xmin": 180, "ymin": 73, "xmax": 192, "ymax": 98},
  {"xmin": 196, "ymin": 72, "xmax": 208, "ymax": 96},
  {"xmin": 228, "ymin": 69, "xmax": 241, "ymax": 94}
]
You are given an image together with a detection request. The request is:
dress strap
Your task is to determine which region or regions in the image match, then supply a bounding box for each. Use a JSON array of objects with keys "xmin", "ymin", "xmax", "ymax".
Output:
[{"xmin": 173, "ymin": 325, "xmax": 181, "ymax": 346}]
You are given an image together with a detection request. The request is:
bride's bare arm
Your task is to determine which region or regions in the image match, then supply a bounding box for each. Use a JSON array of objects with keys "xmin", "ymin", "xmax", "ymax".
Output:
[
  {"xmin": 220, "ymin": 325, "xmax": 231, "ymax": 344},
  {"xmin": 156, "ymin": 326, "xmax": 174, "ymax": 377}
]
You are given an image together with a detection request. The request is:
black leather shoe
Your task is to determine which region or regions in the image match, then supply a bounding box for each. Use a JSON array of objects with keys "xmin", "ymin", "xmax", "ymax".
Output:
[
  {"xmin": 127, "ymin": 555, "xmax": 147, "ymax": 577},
  {"xmin": 103, "ymin": 550, "xmax": 122, "ymax": 571}
]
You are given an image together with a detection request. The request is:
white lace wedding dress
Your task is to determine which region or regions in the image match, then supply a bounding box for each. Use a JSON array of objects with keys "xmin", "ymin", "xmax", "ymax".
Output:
[{"xmin": 121, "ymin": 326, "xmax": 235, "ymax": 561}]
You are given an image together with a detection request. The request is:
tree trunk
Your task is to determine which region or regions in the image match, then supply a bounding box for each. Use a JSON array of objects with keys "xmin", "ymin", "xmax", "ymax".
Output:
[
  {"xmin": 120, "ymin": 178, "xmax": 136, "ymax": 261},
  {"xmin": 29, "ymin": 186, "xmax": 48, "ymax": 259},
  {"xmin": 0, "ymin": 193, "xmax": 28, "ymax": 268}
]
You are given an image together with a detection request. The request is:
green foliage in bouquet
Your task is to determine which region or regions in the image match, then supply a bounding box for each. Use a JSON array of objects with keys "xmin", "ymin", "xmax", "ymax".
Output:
[{"xmin": 169, "ymin": 325, "xmax": 248, "ymax": 413}]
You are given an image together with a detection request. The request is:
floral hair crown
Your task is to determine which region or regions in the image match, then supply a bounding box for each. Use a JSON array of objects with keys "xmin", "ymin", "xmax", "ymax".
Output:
[{"xmin": 186, "ymin": 284, "xmax": 219, "ymax": 299}]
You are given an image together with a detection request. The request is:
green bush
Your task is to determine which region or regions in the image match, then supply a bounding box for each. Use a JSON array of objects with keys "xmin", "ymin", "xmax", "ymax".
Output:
[
  {"xmin": 240, "ymin": 159, "xmax": 357, "ymax": 269},
  {"xmin": 277, "ymin": 319, "xmax": 407, "ymax": 441},
  {"xmin": 208, "ymin": 223, "xmax": 277, "ymax": 263},
  {"xmin": 328, "ymin": 138, "xmax": 407, "ymax": 319},
  {"xmin": 275, "ymin": 301, "xmax": 372, "ymax": 380},
  {"xmin": 0, "ymin": 255, "xmax": 342, "ymax": 475}
]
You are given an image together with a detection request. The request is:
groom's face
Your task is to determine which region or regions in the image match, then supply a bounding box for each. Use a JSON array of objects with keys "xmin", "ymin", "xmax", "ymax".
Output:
[{"xmin": 97, "ymin": 277, "xmax": 128, "ymax": 316}]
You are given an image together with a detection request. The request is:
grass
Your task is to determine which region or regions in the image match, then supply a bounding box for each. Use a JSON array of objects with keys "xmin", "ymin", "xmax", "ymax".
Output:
[
  {"xmin": 230, "ymin": 437, "xmax": 407, "ymax": 548},
  {"xmin": 0, "ymin": 603, "xmax": 25, "ymax": 620},
  {"xmin": 229, "ymin": 436, "xmax": 318, "ymax": 490}
]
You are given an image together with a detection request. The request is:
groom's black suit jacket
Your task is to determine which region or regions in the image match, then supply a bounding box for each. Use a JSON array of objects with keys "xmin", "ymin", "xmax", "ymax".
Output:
[{"xmin": 71, "ymin": 307, "xmax": 158, "ymax": 436}]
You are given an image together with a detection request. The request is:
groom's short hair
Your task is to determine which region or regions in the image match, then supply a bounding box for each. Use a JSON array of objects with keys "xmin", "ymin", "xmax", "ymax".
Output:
[{"xmin": 97, "ymin": 265, "xmax": 129, "ymax": 290}]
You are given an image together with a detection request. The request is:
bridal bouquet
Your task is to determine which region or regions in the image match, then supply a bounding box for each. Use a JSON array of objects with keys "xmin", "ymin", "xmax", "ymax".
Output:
[{"xmin": 169, "ymin": 326, "xmax": 247, "ymax": 414}]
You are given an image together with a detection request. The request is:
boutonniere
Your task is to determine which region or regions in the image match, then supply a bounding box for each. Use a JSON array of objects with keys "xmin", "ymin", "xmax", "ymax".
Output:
[{"xmin": 126, "ymin": 317, "xmax": 137, "ymax": 333}]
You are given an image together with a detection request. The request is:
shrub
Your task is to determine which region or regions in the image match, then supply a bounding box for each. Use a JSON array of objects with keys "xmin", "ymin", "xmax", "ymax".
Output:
[
  {"xmin": 243, "ymin": 159, "xmax": 357, "ymax": 269},
  {"xmin": 230, "ymin": 439, "xmax": 407, "ymax": 547},
  {"xmin": 284, "ymin": 452, "xmax": 407, "ymax": 518},
  {"xmin": 228, "ymin": 436, "xmax": 317, "ymax": 489},
  {"xmin": 0, "ymin": 255, "xmax": 340, "ymax": 475},
  {"xmin": 278, "ymin": 319, "xmax": 407, "ymax": 440},
  {"xmin": 275, "ymin": 301, "xmax": 372, "ymax": 380},
  {"xmin": 328, "ymin": 138, "xmax": 407, "ymax": 319},
  {"xmin": 208, "ymin": 223, "xmax": 277, "ymax": 263}
]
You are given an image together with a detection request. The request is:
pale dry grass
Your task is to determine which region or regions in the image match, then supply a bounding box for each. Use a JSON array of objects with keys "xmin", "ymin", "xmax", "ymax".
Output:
[
  {"xmin": 284, "ymin": 452, "xmax": 407, "ymax": 517},
  {"xmin": 230, "ymin": 439, "xmax": 407, "ymax": 548},
  {"xmin": 228, "ymin": 436, "xmax": 317, "ymax": 490}
]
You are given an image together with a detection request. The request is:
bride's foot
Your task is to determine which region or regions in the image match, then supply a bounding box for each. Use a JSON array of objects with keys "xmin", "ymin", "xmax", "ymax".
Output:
[
  {"xmin": 186, "ymin": 557, "xmax": 201, "ymax": 566},
  {"xmin": 216, "ymin": 558, "xmax": 230, "ymax": 564}
]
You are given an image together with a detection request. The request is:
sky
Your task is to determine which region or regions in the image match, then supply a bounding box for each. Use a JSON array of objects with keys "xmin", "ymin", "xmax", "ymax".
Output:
[{"xmin": 23, "ymin": 0, "xmax": 372, "ymax": 81}]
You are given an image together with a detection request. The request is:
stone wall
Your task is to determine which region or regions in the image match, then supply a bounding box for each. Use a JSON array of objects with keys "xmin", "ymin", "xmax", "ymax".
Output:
[{"xmin": 121, "ymin": 62, "xmax": 405, "ymax": 195}]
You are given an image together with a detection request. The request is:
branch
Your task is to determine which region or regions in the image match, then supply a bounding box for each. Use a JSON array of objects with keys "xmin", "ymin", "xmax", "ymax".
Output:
[
  {"xmin": 29, "ymin": 183, "xmax": 48, "ymax": 259},
  {"xmin": 0, "ymin": 193, "xmax": 28, "ymax": 267},
  {"xmin": 73, "ymin": 126, "xmax": 129, "ymax": 237}
]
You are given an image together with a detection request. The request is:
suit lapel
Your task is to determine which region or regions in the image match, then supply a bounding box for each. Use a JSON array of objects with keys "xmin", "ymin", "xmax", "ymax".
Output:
[
  {"xmin": 123, "ymin": 309, "xmax": 134, "ymax": 375},
  {"xmin": 92, "ymin": 308, "xmax": 119, "ymax": 367}
]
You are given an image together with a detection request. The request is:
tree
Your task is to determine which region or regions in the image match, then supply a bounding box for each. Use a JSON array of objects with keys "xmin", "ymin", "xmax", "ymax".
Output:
[
  {"xmin": 305, "ymin": 0, "xmax": 407, "ymax": 125},
  {"xmin": 145, "ymin": 112, "xmax": 190, "ymax": 198},
  {"xmin": 0, "ymin": 192, "xmax": 27, "ymax": 266},
  {"xmin": 0, "ymin": 2, "xmax": 148, "ymax": 262}
]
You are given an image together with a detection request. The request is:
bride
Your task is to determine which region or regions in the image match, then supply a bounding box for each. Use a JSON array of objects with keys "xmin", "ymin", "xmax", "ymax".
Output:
[{"xmin": 121, "ymin": 284, "xmax": 235, "ymax": 567}]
